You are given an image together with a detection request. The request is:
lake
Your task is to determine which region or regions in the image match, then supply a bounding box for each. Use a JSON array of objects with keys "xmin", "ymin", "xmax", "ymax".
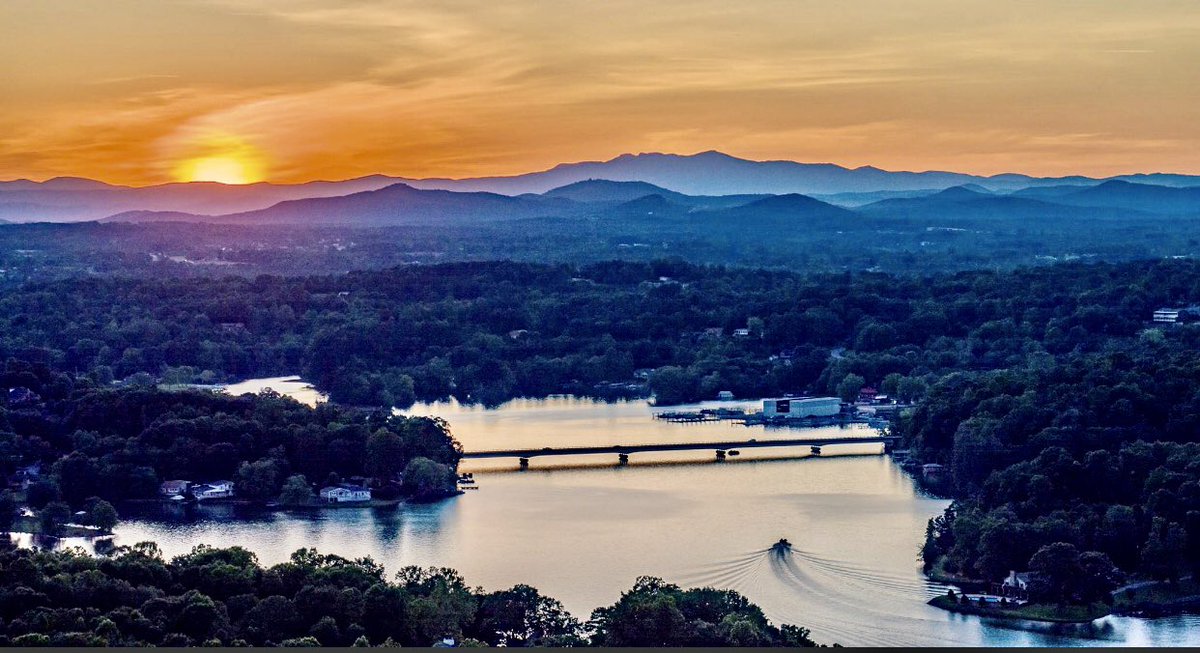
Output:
[{"xmin": 75, "ymin": 394, "xmax": 1200, "ymax": 646}]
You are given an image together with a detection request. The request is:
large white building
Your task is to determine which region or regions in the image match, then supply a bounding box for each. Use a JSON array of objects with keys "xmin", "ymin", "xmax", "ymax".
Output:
[
  {"xmin": 1154, "ymin": 308, "xmax": 1181, "ymax": 324},
  {"xmin": 762, "ymin": 396, "xmax": 841, "ymax": 418},
  {"xmin": 320, "ymin": 485, "xmax": 372, "ymax": 503}
]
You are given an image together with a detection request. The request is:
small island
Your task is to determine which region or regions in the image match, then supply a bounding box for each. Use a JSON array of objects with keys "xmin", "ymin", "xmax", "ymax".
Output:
[{"xmin": 0, "ymin": 378, "xmax": 465, "ymax": 539}]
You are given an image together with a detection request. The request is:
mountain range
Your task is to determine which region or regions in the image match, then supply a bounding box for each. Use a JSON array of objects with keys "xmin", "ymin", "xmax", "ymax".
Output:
[{"xmin": 3, "ymin": 150, "xmax": 1199, "ymax": 225}]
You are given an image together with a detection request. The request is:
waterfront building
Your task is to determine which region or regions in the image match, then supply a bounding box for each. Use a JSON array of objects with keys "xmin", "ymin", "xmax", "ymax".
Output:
[
  {"xmin": 762, "ymin": 396, "xmax": 841, "ymax": 418},
  {"xmin": 320, "ymin": 484, "xmax": 372, "ymax": 503}
]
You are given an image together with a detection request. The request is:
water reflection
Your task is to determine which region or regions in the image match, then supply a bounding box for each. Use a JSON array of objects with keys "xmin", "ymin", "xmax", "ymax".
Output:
[
  {"xmin": 65, "ymin": 395, "xmax": 1196, "ymax": 646},
  {"xmin": 222, "ymin": 376, "xmax": 327, "ymax": 407}
]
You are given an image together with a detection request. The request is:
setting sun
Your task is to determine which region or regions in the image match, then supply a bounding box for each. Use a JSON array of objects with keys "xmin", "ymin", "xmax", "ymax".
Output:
[
  {"xmin": 172, "ymin": 135, "xmax": 266, "ymax": 184},
  {"xmin": 176, "ymin": 156, "xmax": 259, "ymax": 184}
]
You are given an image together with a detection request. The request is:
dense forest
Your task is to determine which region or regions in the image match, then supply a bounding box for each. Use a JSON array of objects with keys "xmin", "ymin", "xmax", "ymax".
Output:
[
  {"xmin": 0, "ymin": 377, "xmax": 463, "ymax": 523},
  {"xmin": 0, "ymin": 541, "xmax": 817, "ymax": 646},
  {"xmin": 0, "ymin": 256, "xmax": 1195, "ymax": 409}
]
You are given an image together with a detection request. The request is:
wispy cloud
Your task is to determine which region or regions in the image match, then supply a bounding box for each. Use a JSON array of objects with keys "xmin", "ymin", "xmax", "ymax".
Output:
[{"xmin": 1, "ymin": 0, "xmax": 1199, "ymax": 182}]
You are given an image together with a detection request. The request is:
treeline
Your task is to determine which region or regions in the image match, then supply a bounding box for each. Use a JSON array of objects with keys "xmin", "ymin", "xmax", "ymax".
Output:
[
  {"xmin": 911, "ymin": 348, "xmax": 1200, "ymax": 592},
  {"xmin": 0, "ymin": 372, "xmax": 462, "ymax": 520},
  {"xmin": 0, "ymin": 541, "xmax": 819, "ymax": 647},
  {"xmin": 2, "ymin": 257, "xmax": 1196, "ymax": 409}
]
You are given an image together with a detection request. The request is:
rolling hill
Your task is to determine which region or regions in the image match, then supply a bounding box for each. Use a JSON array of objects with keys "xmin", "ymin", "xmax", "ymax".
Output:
[{"xmin": 109, "ymin": 183, "xmax": 564, "ymax": 227}]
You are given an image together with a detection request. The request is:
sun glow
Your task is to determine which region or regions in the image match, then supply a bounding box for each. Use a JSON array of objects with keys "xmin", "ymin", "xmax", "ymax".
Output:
[{"xmin": 172, "ymin": 135, "xmax": 266, "ymax": 184}]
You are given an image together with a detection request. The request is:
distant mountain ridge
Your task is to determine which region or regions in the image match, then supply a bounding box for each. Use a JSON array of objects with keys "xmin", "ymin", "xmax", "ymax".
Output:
[
  {"xmin": 4, "ymin": 150, "xmax": 1200, "ymax": 223},
  {"xmin": 110, "ymin": 183, "xmax": 567, "ymax": 227}
]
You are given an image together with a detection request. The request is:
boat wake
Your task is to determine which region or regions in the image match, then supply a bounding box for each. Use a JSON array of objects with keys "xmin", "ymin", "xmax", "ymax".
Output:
[{"xmin": 678, "ymin": 544, "xmax": 962, "ymax": 646}]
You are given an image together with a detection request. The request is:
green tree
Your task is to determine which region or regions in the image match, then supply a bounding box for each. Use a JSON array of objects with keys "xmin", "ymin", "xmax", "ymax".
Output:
[
  {"xmin": 0, "ymin": 490, "xmax": 18, "ymax": 532},
  {"xmin": 401, "ymin": 457, "xmax": 456, "ymax": 501},
  {"xmin": 649, "ymin": 366, "xmax": 696, "ymax": 406},
  {"xmin": 475, "ymin": 584, "xmax": 580, "ymax": 646},
  {"xmin": 1077, "ymin": 551, "xmax": 1123, "ymax": 603},
  {"xmin": 235, "ymin": 459, "xmax": 283, "ymax": 502},
  {"xmin": 365, "ymin": 429, "xmax": 406, "ymax": 481},
  {"xmin": 1140, "ymin": 518, "xmax": 1188, "ymax": 582},
  {"xmin": 278, "ymin": 475, "xmax": 315, "ymax": 507},
  {"xmin": 1028, "ymin": 542, "xmax": 1082, "ymax": 606},
  {"xmin": 836, "ymin": 373, "xmax": 865, "ymax": 403},
  {"xmin": 39, "ymin": 501, "xmax": 72, "ymax": 537},
  {"xmin": 90, "ymin": 499, "xmax": 119, "ymax": 533}
]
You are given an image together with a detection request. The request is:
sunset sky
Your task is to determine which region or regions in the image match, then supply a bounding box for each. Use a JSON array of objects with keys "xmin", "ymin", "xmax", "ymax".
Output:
[{"xmin": 3, "ymin": 0, "xmax": 1200, "ymax": 185}]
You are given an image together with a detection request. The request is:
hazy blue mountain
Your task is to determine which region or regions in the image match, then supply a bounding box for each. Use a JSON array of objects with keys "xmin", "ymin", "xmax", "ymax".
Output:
[
  {"xmin": 1048, "ymin": 180, "xmax": 1200, "ymax": 215},
  {"xmin": 688, "ymin": 193, "xmax": 858, "ymax": 228},
  {"xmin": 811, "ymin": 189, "xmax": 941, "ymax": 207},
  {"xmin": 102, "ymin": 210, "xmax": 215, "ymax": 223},
  {"xmin": 1111, "ymin": 173, "xmax": 1200, "ymax": 188},
  {"xmin": 400, "ymin": 152, "xmax": 1196, "ymax": 196},
  {"xmin": 8, "ymin": 151, "xmax": 1200, "ymax": 223},
  {"xmin": 610, "ymin": 194, "xmax": 693, "ymax": 218},
  {"xmin": 1009, "ymin": 184, "xmax": 1096, "ymax": 199},
  {"xmin": 400, "ymin": 151, "xmax": 986, "ymax": 195},
  {"xmin": 542, "ymin": 179, "xmax": 692, "ymax": 204},
  {"xmin": 174, "ymin": 183, "xmax": 563, "ymax": 226},
  {"xmin": 537, "ymin": 179, "xmax": 769, "ymax": 212},
  {"xmin": 0, "ymin": 176, "xmax": 401, "ymax": 222},
  {"xmin": 859, "ymin": 185, "xmax": 1156, "ymax": 221}
]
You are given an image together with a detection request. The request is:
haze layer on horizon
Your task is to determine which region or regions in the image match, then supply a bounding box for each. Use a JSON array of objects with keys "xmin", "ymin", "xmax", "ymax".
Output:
[{"xmin": 3, "ymin": 0, "xmax": 1199, "ymax": 185}]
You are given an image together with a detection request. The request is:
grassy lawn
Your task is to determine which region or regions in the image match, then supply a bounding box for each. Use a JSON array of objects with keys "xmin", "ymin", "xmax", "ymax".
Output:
[
  {"xmin": 929, "ymin": 594, "xmax": 1111, "ymax": 623},
  {"xmin": 1113, "ymin": 577, "xmax": 1200, "ymax": 611},
  {"xmin": 9, "ymin": 515, "xmax": 105, "ymax": 538}
]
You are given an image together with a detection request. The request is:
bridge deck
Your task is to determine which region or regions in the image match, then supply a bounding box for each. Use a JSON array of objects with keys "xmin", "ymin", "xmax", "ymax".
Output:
[{"xmin": 461, "ymin": 435, "xmax": 889, "ymax": 459}]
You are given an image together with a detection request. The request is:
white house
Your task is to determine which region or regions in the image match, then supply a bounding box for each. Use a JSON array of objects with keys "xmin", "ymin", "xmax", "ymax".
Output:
[
  {"xmin": 160, "ymin": 479, "xmax": 191, "ymax": 497},
  {"xmin": 320, "ymin": 484, "xmax": 372, "ymax": 503},
  {"xmin": 192, "ymin": 480, "xmax": 234, "ymax": 500},
  {"xmin": 1001, "ymin": 570, "xmax": 1035, "ymax": 599},
  {"xmin": 762, "ymin": 396, "xmax": 841, "ymax": 418}
]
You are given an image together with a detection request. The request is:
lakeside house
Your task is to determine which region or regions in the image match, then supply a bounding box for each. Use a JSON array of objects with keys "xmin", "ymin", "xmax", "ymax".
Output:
[
  {"xmin": 320, "ymin": 484, "xmax": 372, "ymax": 503},
  {"xmin": 160, "ymin": 479, "xmax": 191, "ymax": 497},
  {"xmin": 192, "ymin": 480, "xmax": 235, "ymax": 500},
  {"xmin": 921, "ymin": 463, "xmax": 946, "ymax": 480},
  {"xmin": 999, "ymin": 570, "xmax": 1034, "ymax": 600}
]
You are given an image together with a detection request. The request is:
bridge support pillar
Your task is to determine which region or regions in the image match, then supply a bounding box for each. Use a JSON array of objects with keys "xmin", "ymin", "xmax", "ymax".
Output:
[
  {"xmin": 618, "ymin": 453, "xmax": 629, "ymax": 466},
  {"xmin": 715, "ymin": 449, "xmax": 727, "ymax": 461},
  {"xmin": 518, "ymin": 457, "xmax": 529, "ymax": 469}
]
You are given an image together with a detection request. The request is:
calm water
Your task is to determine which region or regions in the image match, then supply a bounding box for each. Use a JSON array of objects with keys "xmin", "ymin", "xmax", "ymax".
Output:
[
  {"xmin": 63, "ymin": 394, "xmax": 1200, "ymax": 646},
  {"xmin": 222, "ymin": 376, "xmax": 327, "ymax": 407}
]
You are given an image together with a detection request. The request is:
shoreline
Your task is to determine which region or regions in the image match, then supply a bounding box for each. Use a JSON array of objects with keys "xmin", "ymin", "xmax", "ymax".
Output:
[
  {"xmin": 927, "ymin": 594, "xmax": 1111, "ymax": 624},
  {"xmin": 926, "ymin": 572, "xmax": 1200, "ymax": 622}
]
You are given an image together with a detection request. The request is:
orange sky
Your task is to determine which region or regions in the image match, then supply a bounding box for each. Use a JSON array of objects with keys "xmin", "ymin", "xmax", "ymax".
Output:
[{"xmin": 3, "ymin": 0, "xmax": 1200, "ymax": 185}]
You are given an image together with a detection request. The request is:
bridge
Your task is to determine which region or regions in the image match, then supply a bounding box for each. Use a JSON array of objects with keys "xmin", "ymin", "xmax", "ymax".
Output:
[{"xmin": 462, "ymin": 435, "xmax": 896, "ymax": 467}]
